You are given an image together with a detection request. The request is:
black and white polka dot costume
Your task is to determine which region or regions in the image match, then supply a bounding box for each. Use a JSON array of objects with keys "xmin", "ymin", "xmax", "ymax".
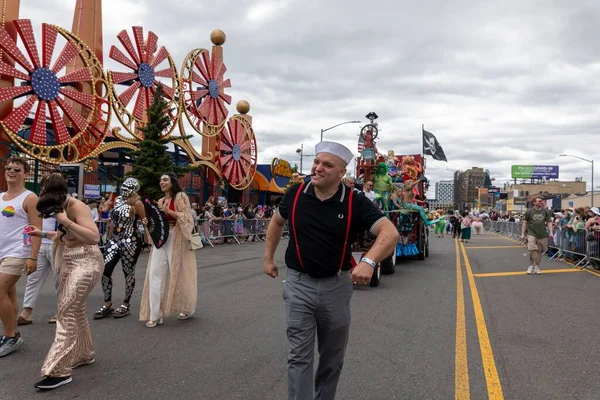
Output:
[{"xmin": 101, "ymin": 181, "xmax": 143, "ymax": 305}]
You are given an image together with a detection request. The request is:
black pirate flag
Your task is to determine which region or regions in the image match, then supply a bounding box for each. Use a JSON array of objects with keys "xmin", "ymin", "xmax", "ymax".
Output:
[{"xmin": 422, "ymin": 129, "xmax": 448, "ymax": 162}]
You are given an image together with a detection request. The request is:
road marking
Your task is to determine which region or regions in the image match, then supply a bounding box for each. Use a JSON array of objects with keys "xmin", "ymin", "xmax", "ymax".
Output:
[
  {"xmin": 473, "ymin": 269, "xmax": 583, "ymax": 278},
  {"xmin": 460, "ymin": 242, "xmax": 504, "ymax": 399},
  {"xmin": 465, "ymin": 246, "xmax": 524, "ymax": 249},
  {"xmin": 584, "ymin": 269, "xmax": 600, "ymax": 278},
  {"xmin": 485, "ymin": 232, "xmax": 524, "ymax": 243},
  {"xmin": 455, "ymin": 239, "xmax": 470, "ymax": 400}
]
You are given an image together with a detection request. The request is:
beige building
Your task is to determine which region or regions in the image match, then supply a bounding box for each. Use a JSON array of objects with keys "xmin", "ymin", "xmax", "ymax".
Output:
[
  {"xmin": 561, "ymin": 193, "xmax": 600, "ymax": 209},
  {"xmin": 504, "ymin": 180, "xmax": 588, "ymax": 212},
  {"xmin": 506, "ymin": 180, "xmax": 586, "ymax": 197}
]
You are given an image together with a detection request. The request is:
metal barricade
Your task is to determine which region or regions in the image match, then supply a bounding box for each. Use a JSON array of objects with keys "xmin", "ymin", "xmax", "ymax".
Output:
[
  {"xmin": 586, "ymin": 229, "xmax": 600, "ymax": 270},
  {"xmin": 464, "ymin": 217, "xmax": 600, "ymax": 271},
  {"xmin": 196, "ymin": 217, "xmax": 286, "ymax": 247},
  {"xmin": 556, "ymin": 227, "xmax": 588, "ymax": 268},
  {"xmin": 546, "ymin": 226, "xmax": 561, "ymax": 261},
  {"xmin": 96, "ymin": 219, "xmax": 148, "ymax": 252},
  {"xmin": 96, "ymin": 220, "xmax": 110, "ymax": 250}
]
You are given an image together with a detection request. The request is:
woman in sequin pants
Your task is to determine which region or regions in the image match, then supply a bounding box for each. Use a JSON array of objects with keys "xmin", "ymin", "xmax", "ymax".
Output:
[{"xmin": 30, "ymin": 173, "xmax": 103, "ymax": 390}]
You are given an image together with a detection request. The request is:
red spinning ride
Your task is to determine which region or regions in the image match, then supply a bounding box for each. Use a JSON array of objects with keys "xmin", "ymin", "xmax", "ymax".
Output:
[
  {"xmin": 0, "ymin": 19, "xmax": 111, "ymax": 163},
  {"xmin": 181, "ymin": 44, "xmax": 232, "ymax": 137},
  {"xmin": 109, "ymin": 26, "xmax": 180, "ymax": 140},
  {"xmin": 216, "ymin": 114, "xmax": 257, "ymax": 190}
]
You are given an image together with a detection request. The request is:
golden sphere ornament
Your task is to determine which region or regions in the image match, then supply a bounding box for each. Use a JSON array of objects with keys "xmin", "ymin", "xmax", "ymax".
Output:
[
  {"xmin": 210, "ymin": 30, "xmax": 226, "ymax": 46},
  {"xmin": 236, "ymin": 100, "xmax": 250, "ymax": 114}
]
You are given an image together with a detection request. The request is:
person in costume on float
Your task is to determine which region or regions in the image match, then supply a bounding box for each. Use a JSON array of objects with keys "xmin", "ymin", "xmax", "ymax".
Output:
[
  {"xmin": 32, "ymin": 172, "xmax": 104, "ymax": 390},
  {"xmin": 94, "ymin": 178, "xmax": 146, "ymax": 319},
  {"xmin": 400, "ymin": 156, "xmax": 423, "ymax": 198},
  {"xmin": 139, "ymin": 172, "xmax": 197, "ymax": 328},
  {"xmin": 391, "ymin": 179, "xmax": 440, "ymax": 226},
  {"xmin": 372, "ymin": 162, "xmax": 396, "ymax": 211}
]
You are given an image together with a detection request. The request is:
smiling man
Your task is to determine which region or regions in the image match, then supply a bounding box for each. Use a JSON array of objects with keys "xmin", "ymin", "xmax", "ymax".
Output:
[{"xmin": 263, "ymin": 141, "xmax": 398, "ymax": 400}]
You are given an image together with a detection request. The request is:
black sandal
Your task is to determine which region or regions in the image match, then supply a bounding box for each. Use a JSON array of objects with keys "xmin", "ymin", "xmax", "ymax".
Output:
[
  {"xmin": 113, "ymin": 304, "xmax": 130, "ymax": 318},
  {"xmin": 93, "ymin": 305, "xmax": 113, "ymax": 320}
]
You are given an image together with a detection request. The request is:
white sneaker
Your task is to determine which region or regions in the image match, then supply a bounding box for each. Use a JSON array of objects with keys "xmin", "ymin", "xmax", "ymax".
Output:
[
  {"xmin": 527, "ymin": 266, "xmax": 533, "ymax": 274},
  {"xmin": 533, "ymin": 266, "xmax": 541, "ymax": 274}
]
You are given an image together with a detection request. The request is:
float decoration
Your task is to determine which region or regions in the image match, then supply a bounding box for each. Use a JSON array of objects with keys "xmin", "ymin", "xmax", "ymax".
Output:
[
  {"xmin": 216, "ymin": 101, "xmax": 257, "ymax": 190},
  {"xmin": 180, "ymin": 29, "xmax": 231, "ymax": 138},
  {"xmin": 109, "ymin": 26, "xmax": 181, "ymax": 140},
  {"xmin": 0, "ymin": 20, "xmax": 111, "ymax": 163}
]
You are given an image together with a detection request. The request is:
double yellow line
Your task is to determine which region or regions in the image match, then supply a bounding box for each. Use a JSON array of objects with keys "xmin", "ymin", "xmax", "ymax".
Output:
[{"xmin": 455, "ymin": 240, "xmax": 504, "ymax": 399}]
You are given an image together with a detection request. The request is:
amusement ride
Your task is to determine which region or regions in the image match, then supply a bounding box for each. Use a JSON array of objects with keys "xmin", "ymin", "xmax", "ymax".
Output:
[{"xmin": 0, "ymin": 0, "xmax": 257, "ymax": 194}]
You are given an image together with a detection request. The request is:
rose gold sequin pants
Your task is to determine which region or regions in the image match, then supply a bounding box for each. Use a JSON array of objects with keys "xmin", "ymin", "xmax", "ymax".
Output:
[{"xmin": 41, "ymin": 245, "xmax": 103, "ymax": 377}]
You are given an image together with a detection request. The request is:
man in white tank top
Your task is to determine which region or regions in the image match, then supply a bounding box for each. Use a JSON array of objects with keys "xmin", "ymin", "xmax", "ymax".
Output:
[
  {"xmin": 0, "ymin": 156, "xmax": 41, "ymax": 358},
  {"xmin": 18, "ymin": 169, "xmax": 68, "ymax": 325},
  {"xmin": 18, "ymin": 216, "xmax": 59, "ymax": 325}
]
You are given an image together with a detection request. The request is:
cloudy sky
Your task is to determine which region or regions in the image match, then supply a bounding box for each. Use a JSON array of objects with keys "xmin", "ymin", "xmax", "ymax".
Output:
[{"xmin": 20, "ymin": 0, "xmax": 600, "ymax": 196}]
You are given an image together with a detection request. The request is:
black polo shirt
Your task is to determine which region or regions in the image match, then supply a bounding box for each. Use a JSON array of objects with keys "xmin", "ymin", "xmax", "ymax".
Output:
[{"xmin": 278, "ymin": 182, "xmax": 386, "ymax": 278}]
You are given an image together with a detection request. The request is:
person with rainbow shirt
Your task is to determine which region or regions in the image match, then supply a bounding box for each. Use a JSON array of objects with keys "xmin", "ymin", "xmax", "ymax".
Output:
[{"xmin": 0, "ymin": 156, "xmax": 41, "ymax": 358}]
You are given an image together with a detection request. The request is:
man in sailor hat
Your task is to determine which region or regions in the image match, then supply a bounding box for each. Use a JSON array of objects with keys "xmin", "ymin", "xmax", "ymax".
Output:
[{"xmin": 264, "ymin": 141, "xmax": 399, "ymax": 400}]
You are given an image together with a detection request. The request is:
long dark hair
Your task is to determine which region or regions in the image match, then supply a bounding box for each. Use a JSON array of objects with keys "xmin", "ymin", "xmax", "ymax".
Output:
[
  {"xmin": 37, "ymin": 173, "xmax": 69, "ymax": 241},
  {"xmin": 37, "ymin": 173, "xmax": 68, "ymax": 218},
  {"xmin": 163, "ymin": 172, "xmax": 182, "ymax": 197}
]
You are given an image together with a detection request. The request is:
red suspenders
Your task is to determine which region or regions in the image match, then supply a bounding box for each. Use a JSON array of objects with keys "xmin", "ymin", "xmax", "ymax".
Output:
[{"xmin": 291, "ymin": 182, "xmax": 354, "ymax": 271}]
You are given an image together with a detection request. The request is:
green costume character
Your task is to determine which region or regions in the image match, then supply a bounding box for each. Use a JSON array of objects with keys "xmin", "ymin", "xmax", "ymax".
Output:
[
  {"xmin": 392, "ymin": 179, "xmax": 441, "ymax": 226},
  {"xmin": 372, "ymin": 162, "xmax": 396, "ymax": 211},
  {"xmin": 433, "ymin": 217, "xmax": 446, "ymax": 236}
]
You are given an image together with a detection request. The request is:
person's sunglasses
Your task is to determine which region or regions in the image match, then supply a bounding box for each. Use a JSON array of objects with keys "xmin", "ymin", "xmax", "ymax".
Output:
[{"xmin": 5, "ymin": 167, "xmax": 22, "ymax": 173}]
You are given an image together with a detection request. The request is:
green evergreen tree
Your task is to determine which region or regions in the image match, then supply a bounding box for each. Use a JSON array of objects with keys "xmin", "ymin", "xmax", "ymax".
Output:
[
  {"xmin": 126, "ymin": 85, "xmax": 189, "ymax": 200},
  {"xmin": 291, "ymin": 164, "xmax": 298, "ymax": 174}
]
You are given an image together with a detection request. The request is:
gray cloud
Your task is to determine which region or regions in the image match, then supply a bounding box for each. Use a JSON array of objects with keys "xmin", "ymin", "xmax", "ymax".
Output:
[{"xmin": 15, "ymin": 0, "xmax": 600, "ymax": 197}]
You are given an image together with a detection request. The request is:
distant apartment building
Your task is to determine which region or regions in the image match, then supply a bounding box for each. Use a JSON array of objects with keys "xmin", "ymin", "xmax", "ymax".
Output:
[
  {"xmin": 454, "ymin": 167, "xmax": 486, "ymax": 211},
  {"xmin": 435, "ymin": 180, "xmax": 454, "ymax": 204}
]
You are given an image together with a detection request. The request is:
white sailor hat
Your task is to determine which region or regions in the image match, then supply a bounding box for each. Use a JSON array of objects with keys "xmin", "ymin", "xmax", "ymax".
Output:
[{"xmin": 315, "ymin": 141, "xmax": 354, "ymax": 166}]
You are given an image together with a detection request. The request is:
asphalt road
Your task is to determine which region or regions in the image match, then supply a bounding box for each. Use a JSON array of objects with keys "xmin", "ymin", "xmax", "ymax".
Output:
[{"xmin": 1, "ymin": 231, "xmax": 600, "ymax": 399}]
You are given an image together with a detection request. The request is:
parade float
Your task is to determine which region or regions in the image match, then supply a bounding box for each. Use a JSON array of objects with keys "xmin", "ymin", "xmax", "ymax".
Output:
[
  {"xmin": 354, "ymin": 112, "xmax": 430, "ymax": 278},
  {"xmin": 0, "ymin": 0, "xmax": 256, "ymax": 200}
]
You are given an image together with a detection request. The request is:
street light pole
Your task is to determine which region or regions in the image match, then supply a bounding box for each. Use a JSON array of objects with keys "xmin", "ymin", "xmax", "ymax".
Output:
[
  {"xmin": 559, "ymin": 154, "xmax": 594, "ymax": 207},
  {"xmin": 296, "ymin": 144, "xmax": 315, "ymax": 175},
  {"xmin": 320, "ymin": 120, "xmax": 361, "ymax": 142}
]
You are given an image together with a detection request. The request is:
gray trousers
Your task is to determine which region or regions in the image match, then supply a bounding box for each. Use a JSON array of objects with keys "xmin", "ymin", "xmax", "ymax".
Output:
[
  {"xmin": 23, "ymin": 243, "xmax": 59, "ymax": 309},
  {"xmin": 284, "ymin": 268, "xmax": 353, "ymax": 400}
]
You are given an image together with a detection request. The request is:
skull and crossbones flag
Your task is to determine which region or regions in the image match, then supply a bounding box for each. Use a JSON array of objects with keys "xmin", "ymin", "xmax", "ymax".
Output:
[{"xmin": 422, "ymin": 128, "xmax": 448, "ymax": 161}]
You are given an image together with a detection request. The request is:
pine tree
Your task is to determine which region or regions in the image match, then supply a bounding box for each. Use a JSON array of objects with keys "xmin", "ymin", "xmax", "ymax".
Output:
[{"xmin": 126, "ymin": 85, "xmax": 189, "ymax": 200}]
